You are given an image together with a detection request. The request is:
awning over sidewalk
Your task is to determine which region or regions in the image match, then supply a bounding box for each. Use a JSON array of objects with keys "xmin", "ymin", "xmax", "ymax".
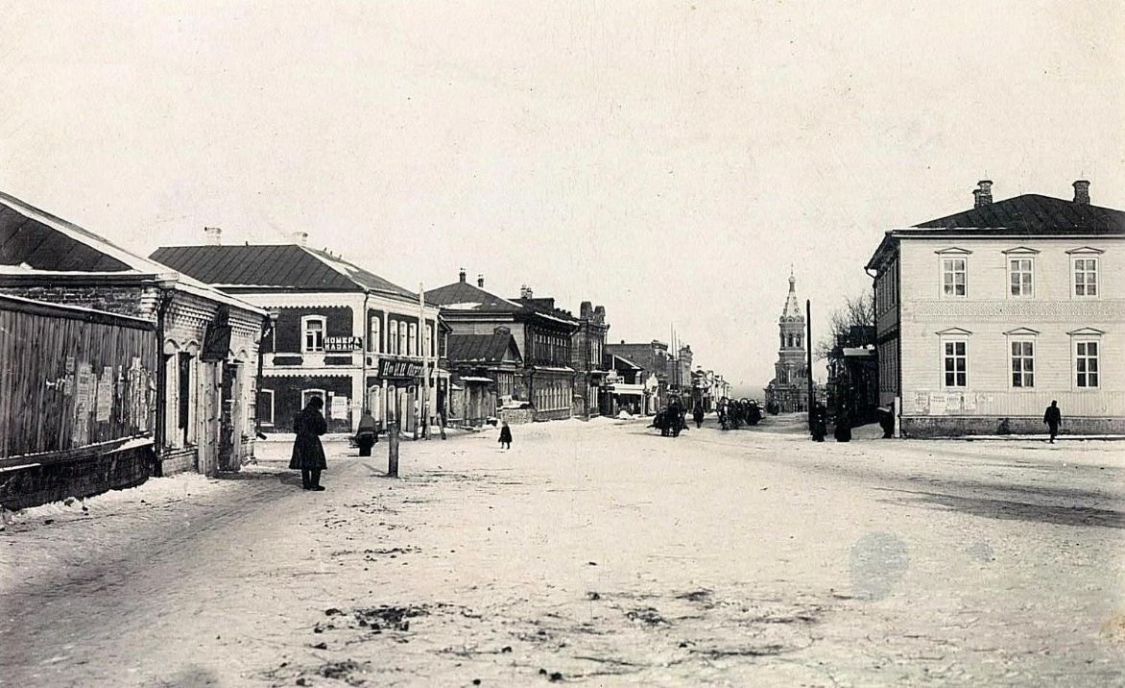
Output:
[{"xmin": 458, "ymin": 376, "xmax": 494, "ymax": 384}]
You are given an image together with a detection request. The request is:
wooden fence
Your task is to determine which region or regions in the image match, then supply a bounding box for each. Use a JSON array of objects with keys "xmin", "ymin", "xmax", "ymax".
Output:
[{"xmin": 0, "ymin": 294, "xmax": 157, "ymax": 465}]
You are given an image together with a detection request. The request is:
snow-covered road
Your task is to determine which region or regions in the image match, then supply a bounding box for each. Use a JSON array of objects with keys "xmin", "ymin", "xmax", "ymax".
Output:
[{"xmin": 2, "ymin": 415, "xmax": 1123, "ymax": 687}]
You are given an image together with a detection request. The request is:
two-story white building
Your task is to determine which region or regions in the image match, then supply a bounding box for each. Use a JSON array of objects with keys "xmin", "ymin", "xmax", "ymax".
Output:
[{"xmin": 866, "ymin": 180, "xmax": 1125, "ymax": 437}]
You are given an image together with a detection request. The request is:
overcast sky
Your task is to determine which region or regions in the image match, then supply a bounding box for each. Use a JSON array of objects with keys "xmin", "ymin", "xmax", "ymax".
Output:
[{"xmin": 2, "ymin": 1, "xmax": 1122, "ymax": 393}]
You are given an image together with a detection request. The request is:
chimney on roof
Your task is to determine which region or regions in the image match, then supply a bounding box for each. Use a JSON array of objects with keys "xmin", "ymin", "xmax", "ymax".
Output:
[
  {"xmin": 520, "ymin": 285, "xmax": 533, "ymax": 299},
  {"xmin": 973, "ymin": 180, "xmax": 993, "ymax": 208},
  {"xmin": 291, "ymin": 231, "xmax": 308, "ymax": 247},
  {"xmin": 477, "ymin": 274, "xmax": 485, "ymax": 288},
  {"xmin": 1073, "ymin": 179, "xmax": 1091, "ymax": 205},
  {"xmin": 459, "ymin": 268, "xmax": 466, "ymax": 283},
  {"xmin": 204, "ymin": 226, "xmax": 222, "ymax": 245}
]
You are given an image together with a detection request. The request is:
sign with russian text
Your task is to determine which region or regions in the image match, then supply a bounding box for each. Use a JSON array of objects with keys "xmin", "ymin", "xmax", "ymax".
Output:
[
  {"xmin": 378, "ymin": 359, "xmax": 422, "ymax": 379},
  {"xmin": 325, "ymin": 336, "xmax": 363, "ymax": 353}
]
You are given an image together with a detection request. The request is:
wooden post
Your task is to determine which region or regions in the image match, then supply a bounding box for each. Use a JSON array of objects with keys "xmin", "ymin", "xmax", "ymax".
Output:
[{"xmin": 387, "ymin": 420, "xmax": 399, "ymax": 477}]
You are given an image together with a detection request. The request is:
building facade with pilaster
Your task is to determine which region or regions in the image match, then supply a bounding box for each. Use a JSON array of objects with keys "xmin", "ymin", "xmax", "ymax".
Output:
[{"xmin": 152, "ymin": 237, "xmax": 445, "ymax": 435}]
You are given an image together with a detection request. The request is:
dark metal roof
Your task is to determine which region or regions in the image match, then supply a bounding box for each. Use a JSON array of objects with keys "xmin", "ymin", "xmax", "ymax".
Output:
[
  {"xmin": 424, "ymin": 281, "xmax": 522, "ymax": 312},
  {"xmin": 0, "ymin": 192, "xmax": 137, "ymax": 272},
  {"xmin": 912, "ymin": 194, "xmax": 1125, "ymax": 234},
  {"xmin": 867, "ymin": 193, "xmax": 1125, "ymax": 271},
  {"xmin": 149, "ymin": 244, "xmax": 416, "ymax": 299},
  {"xmin": 446, "ymin": 333, "xmax": 522, "ymax": 365}
]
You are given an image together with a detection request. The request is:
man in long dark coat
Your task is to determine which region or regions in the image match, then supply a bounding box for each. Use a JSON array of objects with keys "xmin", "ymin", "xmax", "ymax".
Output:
[
  {"xmin": 1043, "ymin": 400, "xmax": 1062, "ymax": 444},
  {"xmin": 290, "ymin": 396, "xmax": 328, "ymax": 490}
]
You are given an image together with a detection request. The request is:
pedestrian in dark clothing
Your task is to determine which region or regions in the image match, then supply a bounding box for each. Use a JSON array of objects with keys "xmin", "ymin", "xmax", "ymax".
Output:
[
  {"xmin": 834, "ymin": 406, "xmax": 852, "ymax": 443},
  {"xmin": 498, "ymin": 421, "xmax": 513, "ymax": 449},
  {"xmin": 811, "ymin": 403, "xmax": 827, "ymax": 442},
  {"xmin": 1043, "ymin": 400, "xmax": 1062, "ymax": 443},
  {"xmin": 880, "ymin": 402, "xmax": 895, "ymax": 439},
  {"xmin": 355, "ymin": 409, "xmax": 378, "ymax": 456},
  {"xmin": 289, "ymin": 397, "xmax": 328, "ymax": 490},
  {"xmin": 693, "ymin": 406, "xmax": 705, "ymax": 429}
]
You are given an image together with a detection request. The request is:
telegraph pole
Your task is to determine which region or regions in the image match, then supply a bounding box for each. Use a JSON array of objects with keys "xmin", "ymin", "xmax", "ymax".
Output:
[
  {"xmin": 806, "ymin": 299, "xmax": 814, "ymax": 432},
  {"xmin": 419, "ymin": 282, "xmax": 428, "ymax": 440}
]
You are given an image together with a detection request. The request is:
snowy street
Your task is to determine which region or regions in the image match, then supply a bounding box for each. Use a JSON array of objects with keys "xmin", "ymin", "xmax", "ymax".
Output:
[{"xmin": 2, "ymin": 415, "xmax": 1123, "ymax": 687}]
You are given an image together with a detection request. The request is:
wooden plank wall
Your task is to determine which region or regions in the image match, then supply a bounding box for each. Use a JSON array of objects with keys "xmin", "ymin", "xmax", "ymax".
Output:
[{"xmin": 0, "ymin": 302, "xmax": 157, "ymax": 460}]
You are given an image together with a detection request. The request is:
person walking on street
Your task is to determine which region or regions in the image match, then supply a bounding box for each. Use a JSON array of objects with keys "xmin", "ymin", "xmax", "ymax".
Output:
[
  {"xmin": 1043, "ymin": 400, "xmax": 1062, "ymax": 443},
  {"xmin": 355, "ymin": 409, "xmax": 378, "ymax": 456},
  {"xmin": 693, "ymin": 405, "xmax": 705, "ymax": 429},
  {"xmin": 498, "ymin": 421, "xmax": 513, "ymax": 450},
  {"xmin": 289, "ymin": 396, "xmax": 328, "ymax": 490}
]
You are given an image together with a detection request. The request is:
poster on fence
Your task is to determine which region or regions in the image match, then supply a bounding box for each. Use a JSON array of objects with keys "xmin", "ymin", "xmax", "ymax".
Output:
[
  {"xmin": 95, "ymin": 367, "xmax": 114, "ymax": 422},
  {"xmin": 74, "ymin": 362, "xmax": 94, "ymax": 445}
]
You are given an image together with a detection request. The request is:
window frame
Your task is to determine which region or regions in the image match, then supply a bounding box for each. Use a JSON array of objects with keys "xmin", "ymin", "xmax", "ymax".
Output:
[
  {"xmin": 941, "ymin": 257, "xmax": 968, "ymax": 298},
  {"xmin": 939, "ymin": 335, "xmax": 969, "ymax": 388},
  {"xmin": 301, "ymin": 315, "xmax": 327, "ymax": 353},
  {"xmin": 388, "ymin": 320, "xmax": 399, "ymax": 355},
  {"xmin": 368, "ymin": 316, "xmax": 381, "ymax": 353},
  {"xmin": 1074, "ymin": 339, "xmax": 1101, "ymax": 390},
  {"xmin": 1071, "ymin": 255, "xmax": 1100, "ymax": 298},
  {"xmin": 1007, "ymin": 256, "xmax": 1035, "ymax": 299},
  {"xmin": 258, "ymin": 389, "xmax": 275, "ymax": 426},
  {"xmin": 1008, "ymin": 338, "xmax": 1036, "ymax": 389},
  {"xmin": 408, "ymin": 323, "xmax": 418, "ymax": 357},
  {"xmin": 302, "ymin": 388, "xmax": 326, "ymax": 410}
]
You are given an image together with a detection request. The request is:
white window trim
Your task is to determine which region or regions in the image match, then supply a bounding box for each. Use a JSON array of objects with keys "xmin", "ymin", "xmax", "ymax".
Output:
[
  {"xmin": 259, "ymin": 389, "xmax": 275, "ymax": 426},
  {"xmin": 1006, "ymin": 255, "xmax": 1035, "ymax": 299},
  {"xmin": 388, "ymin": 320, "xmax": 399, "ymax": 355},
  {"xmin": 408, "ymin": 323, "xmax": 418, "ymax": 357},
  {"xmin": 302, "ymin": 388, "xmax": 326, "ymax": 408},
  {"xmin": 1006, "ymin": 333, "xmax": 1037, "ymax": 390},
  {"xmin": 1069, "ymin": 253, "xmax": 1101, "ymax": 299},
  {"xmin": 368, "ymin": 316, "xmax": 381, "ymax": 353},
  {"xmin": 937, "ymin": 252, "xmax": 970, "ymax": 299},
  {"xmin": 301, "ymin": 315, "xmax": 327, "ymax": 353},
  {"xmin": 1070, "ymin": 332, "xmax": 1103, "ymax": 391},
  {"xmin": 937, "ymin": 328, "xmax": 972, "ymax": 389}
]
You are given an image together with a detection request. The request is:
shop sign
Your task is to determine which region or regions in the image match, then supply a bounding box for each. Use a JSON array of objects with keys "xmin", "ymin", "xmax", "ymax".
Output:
[
  {"xmin": 379, "ymin": 359, "xmax": 422, "ymax": 378},
  {"xmin": 325, "ymin": 336, "xmax": 363, "ymax": 353}
]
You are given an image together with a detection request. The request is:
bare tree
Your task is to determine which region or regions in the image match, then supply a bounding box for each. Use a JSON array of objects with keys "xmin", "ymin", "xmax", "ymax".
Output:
[{"xmin": 815, "ymin": 291, "xmax": 874, "ymax": 360}]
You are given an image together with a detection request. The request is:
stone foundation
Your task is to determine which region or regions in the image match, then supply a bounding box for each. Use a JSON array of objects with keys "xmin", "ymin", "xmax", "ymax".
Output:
[{"xmin": 900, "ymin": 415, "xmax": 1125, "ymax": 438}]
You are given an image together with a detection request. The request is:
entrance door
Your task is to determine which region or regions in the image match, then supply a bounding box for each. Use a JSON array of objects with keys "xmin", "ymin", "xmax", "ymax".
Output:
[
  {"xmin": 218, "ymin": 362, "xmax": 242, "ymax": 471},
  {"xmin": 198, "ymin": 362, "xmax": 220, "ymax": 476}
]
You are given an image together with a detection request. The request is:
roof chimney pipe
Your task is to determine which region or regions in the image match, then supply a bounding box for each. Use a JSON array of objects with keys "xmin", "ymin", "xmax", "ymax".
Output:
[
  {"xmin": 459, "ymin": 268, "xmax": 466, "ymax": 283},
  {"xmin": 291, "ymin": 231, "xmax": 308, "ymax": 247},
  {"xmin": 477, "ymin": 274, "xmax": 484, "ymax": 288},
  {"xmin": 204, "ymin": 226, "xmax": 222, "ymax": 245},
  {"xmin": 1073, "ymin": 179, "xmax": 1091, "ymax": 205},
  {"xmin": 973, "ymin": 180, "xmax": 993, "ymax": 208}
]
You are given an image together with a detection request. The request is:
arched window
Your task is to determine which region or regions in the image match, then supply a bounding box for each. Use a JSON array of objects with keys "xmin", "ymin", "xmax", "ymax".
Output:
[{"xmin": 389, "ymin": 321, "xmax": 399, "ymax": 355}]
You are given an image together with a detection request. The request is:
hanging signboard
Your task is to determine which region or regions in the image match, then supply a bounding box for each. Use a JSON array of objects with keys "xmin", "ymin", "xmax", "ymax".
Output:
[
  {"xmin": 378, "ymin": 359, "xmax": 422, "ymax": 379},
  {"xmin": 325, "ymin": 336, "xmax": 363, "ymax": 353}
]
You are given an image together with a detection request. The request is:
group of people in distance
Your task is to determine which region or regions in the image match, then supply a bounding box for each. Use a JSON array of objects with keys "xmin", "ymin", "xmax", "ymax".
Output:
[
  {"xmin": 717, "ymin": 397, "xmax": 762, "ymax": 430},
  {"xmin": 283, "ymin": 393, "xmax": 1070, "ymax": 494}
]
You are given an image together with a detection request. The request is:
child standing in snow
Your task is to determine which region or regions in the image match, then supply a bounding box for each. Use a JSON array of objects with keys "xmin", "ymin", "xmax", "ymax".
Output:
[{"xmin": 498, "ymin": 421, "xmax": 512, "ymax": 449}]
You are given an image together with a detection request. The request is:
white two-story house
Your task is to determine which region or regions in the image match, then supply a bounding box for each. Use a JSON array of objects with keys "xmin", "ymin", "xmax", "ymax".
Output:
[{"xmin": 866, "ymin": 180, "xmax": 1125, "ymax": 437}]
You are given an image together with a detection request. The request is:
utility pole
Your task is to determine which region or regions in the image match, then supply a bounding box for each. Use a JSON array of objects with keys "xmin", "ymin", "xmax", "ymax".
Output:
[
  {"xmin": 806, "ymin": 298, "xmax": 814, "ymax": 432},
  {"xmin": 419, "ymin": 283, "xmax": 428, "ymax": 440}
]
